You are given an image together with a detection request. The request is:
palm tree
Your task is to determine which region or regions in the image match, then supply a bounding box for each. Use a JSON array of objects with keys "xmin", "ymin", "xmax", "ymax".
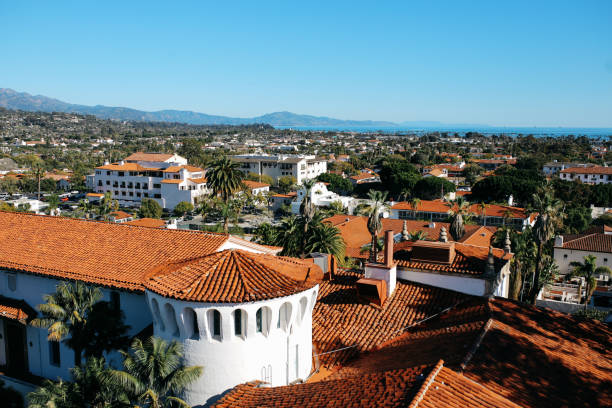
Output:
[
  {"xmin": 253, "ymin": 222, "xmax": 277, "ymax": 246},
  {"xmin": 306, "ymin": 222, "xmax": 345, "ymax": 260},
  {"xmin": 366, "ymin": 190, "xmax": 388, "ymax": 263},
  {"xmin": 446, "ymin": 196, "xmax": 471, "ymax": 241},
  {"xmin": 31, "ymin": 163, "xmax": 45, "ymax": 201},
  {"xmin": 478, "ymin": 202, "xmax": 489, "ymax": 226},
  {"xmin": 108, "ymin": 337, "xmax": 202, "ymax": 408},
  {"xmin": 31, "ymin": 282, "xmax": 102, "ymax": 366},
  {"xmin": 98, "ymin": 191, "xmax": 119, "ymax": 221},
  {"xmin": 206, "ymin": 156, "xmax": 244, "ymax": 232},
  {"xmin": 410, "ymin": 197, "xmax": 421, "ymax": 219},
  {"xmin": 27, "ymin": 379, "xmax": 73, "ymax": 408},
  {"xmin": 398, "ymin": 188, "xmax": 411, "ymax": 202},
  {"xmin": 274, "ymin": 215, "xmax": 302, "ymax": 257},
  {"xmin": 527, "ymin": 187, "xmax": 564, "ymax": 304},
  {"xmin": 299, "ymin": 179, "xmax": 317, "ymax": 257},
  {"xmin": 408, "ymin": 230, "xmax": 428, "ymax": 242},
  {"xmin": 569, "ymin": 255, "xmax": 611, "ymax": 306}
]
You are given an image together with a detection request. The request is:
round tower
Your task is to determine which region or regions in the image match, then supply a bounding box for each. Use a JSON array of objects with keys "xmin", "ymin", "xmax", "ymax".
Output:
[{"xmin": 144, "ymin": 249, "xmax": 322, "ymax": 406}]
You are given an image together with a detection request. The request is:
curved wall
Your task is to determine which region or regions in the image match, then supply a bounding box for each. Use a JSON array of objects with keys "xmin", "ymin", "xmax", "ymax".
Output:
[{"xmin": 145, "ymin": 285, "xmax": 318, "ymax": 406}]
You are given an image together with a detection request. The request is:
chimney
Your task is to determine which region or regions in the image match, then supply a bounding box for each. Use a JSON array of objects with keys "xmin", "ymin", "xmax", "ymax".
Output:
[
  {"xmin": 384, "ymin": 230, "xmax": 394, "ymax": 268},
  {"xmin": 119, "ymin": 160, "xmax": 125, "ymax": 166},
  {"xmin": 428, "ymin": 222, "xmax": 436, "ymax": 228},
  {"xmin": 554, "ymin": 235, "xmax": 564, "ymax": 247},
  {"xmin": 103, "ymin": 160, "xmax": 110, "ymax": 165},
  {"xmin": 439, "ymin": 227, "xmax": 448, "ymax": 243}
]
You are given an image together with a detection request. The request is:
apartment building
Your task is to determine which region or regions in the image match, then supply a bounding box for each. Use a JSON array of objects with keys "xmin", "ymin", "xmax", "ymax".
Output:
[
  {"xmin": 233, "ymin": 154, "xmax": 327, "ymax": 184},
  {"xmin": 559, "ymin": 166, "xmax": 612, "ymax": 184},
  {"xmin": 91, "ymin": 152, "xmax": 208, "ymax": 210}
]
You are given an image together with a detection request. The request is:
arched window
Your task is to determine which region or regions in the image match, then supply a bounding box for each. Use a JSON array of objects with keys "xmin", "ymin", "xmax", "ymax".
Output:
[
  {"xmin": 256, "ymin": 306, "xmax": 272, "ymax": 336},
  {"xmin": 163, "ymin": 303, "xmax": 179, "ymax": 336},
  {"xmin": 183, "ymin": 307, "xmax": 199, "ymax": 340},
  {"xmin": 233, "ymin": 309, "xmax": 246, "ymax": 338},
  {"xmin": 310, "ymin": 290, "xmax": 318, "ymax": 312},
  {"xmin": 297, "ymin": 297, "xmax": 308, "ymax": 325},
  {"xmin": 150, "ymin": 298, "xmax": 164, "ymax": 331},
  {"xmin": 208, "ymin": 309, "xmax": 221, "ymax": 340},
  {"xmin": 277, "ymin": 302, "xmax": 292, "ymax": 331}
]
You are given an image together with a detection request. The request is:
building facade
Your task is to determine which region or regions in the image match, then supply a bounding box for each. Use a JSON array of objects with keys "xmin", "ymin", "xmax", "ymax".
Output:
[
  {"xmin": 91, "ymin": 152, "xmax": 209, "ymax": 210},
  {"xmin": 559, "ymin": 166, "xmax": 612, "ymax": 184},
  {"xmin": 233, "ymin": 154, "xmax": 327, "ymax": 184}
]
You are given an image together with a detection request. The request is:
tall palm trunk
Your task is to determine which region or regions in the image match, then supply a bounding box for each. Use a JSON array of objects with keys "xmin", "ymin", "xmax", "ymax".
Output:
[
  {"xmin": 529, "ymin": 242, "xmax": 544, "ymax": 304},
  {"xmin": 223, "ymin": 215, "xmax": 229, "ymax": 233}
]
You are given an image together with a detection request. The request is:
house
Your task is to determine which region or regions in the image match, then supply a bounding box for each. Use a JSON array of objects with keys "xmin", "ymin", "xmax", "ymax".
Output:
[
  {"xmin": 242, "ymin": 180, "xmax": 270, "ymax": 196},
  {"xmin": 290, "ymin": 182, "xmax": 357, "ymax": 215},
  {"xmin": 232, "ymin": 154, "xmax": 327, "ymax": 184},
  {"xmin": 0, "ymin": 212, "xmax": 609, "ymax": 408},
  {"xmin": 214, "ymin": 234, "xmax": 611, "ymax": 408},
  {"xmin": 554, "ymin": 226, "xmax": 612, "ymax": 277},
  {"xmin": 559, "ymin": 166, "xmax": 612, "ymax": 184},
  {"xmin": 471, "ymin": 158, "xmax": 516, "ymax": 170},
  {"xmin": 269, "ymin": 192, "xmax": 297, "ymax": 212},
  {"xmin": 108, "ymin": 211, "xmax": 134, "ymax": 223},
  {"xmin": 349, "ymin": 170, "xmax": 380, "ymax": 185},
  {"xmin": 542, "ymin": 161, "xmax": 591, "ymax": 176},
  {"xmin": 390, "ymin": 199, "xmax": 534, "ymax": 230},
  {"xmin": 91, "ymin": 152, "xmax": 209, "ymax": 210}
]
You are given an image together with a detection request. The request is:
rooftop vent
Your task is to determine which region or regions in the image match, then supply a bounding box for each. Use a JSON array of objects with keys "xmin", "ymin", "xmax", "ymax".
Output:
[
  {"xmin": 410, "ymin": 241, "xmax": 456, "ymax": 264},
  {"xmin": 356, "ymin": 278, "xmax": 387, "ymax": 306}
]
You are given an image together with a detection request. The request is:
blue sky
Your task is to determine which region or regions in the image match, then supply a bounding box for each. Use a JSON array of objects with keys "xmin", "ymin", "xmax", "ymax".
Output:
[{"xmin": 1, "ymin": 1, "xmax": 611, "ymax": 126}]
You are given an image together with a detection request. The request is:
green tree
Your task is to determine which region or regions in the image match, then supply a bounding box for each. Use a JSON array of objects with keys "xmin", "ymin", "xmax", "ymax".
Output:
[
  {"xmin": 527, "ymin": 187, "xmax": 564, "ymax": 304},
  {"xmin": 253, "ymin": 222, "xmax": 277, "ymax": 246},
  {"xmin": 173, "ymin": 201, "xmax": 194, "ymax": 217},
  {"xmin": 299, "ymin": 180, "xmax": 317, "ymax": 257},
  {"xmin": 569, "ymin": 255, "xmax": 611, "ymax": 306},
  {"xmin": 446, "ymin": 196, "xmax": 472, "ymax": 241},
  {"xmin": 366, "ymin": 190, "xmax": 388, "ymax": 262},
  {"xmin": 178, "ymin": 139, "xmax": 206, "ymax": 167},
  {"xmin": 306, "ymin": 222, "xmax": 345, "ymax": 260},
  {"xmin": 463, "ymin": 163, "xmax": 483, "ymax": 185},
  {"xmin": 277, "ymin": 175, "xmax": 296, "ymax": 194},
  {"xmin": 31, "ymin": 163, "xmax": 45, "ymax": 201},
  {"xmin": 139, "ymin": 198, "xmax": 163, "ymax": 219},
  {"xmin": 107, "ymin": 337, "xmax": 203, "ymax": 408},
  {"xmin": 274, "ymin": 215, "xmax": 302, "ymax": 256},
  {"xmin": 378, "ymin": 157, "xmax": 420, "ymax": 198},
  {"xmin": 31, "ymin": 282, "xmax": 103, "ymax": 366},
  {"xmin": 98, "ymin": 191, "xmax": 119, "ymax": 220},
  {"xmin": 562, "ymin": 206, "xmax": 592, "ymax": 234},
  {"xmin": 316, "ymin": 173, "xmax": 353, "ymax": 195},
  {"xmin": 413, "ymin": 177, "xmax": 456, "ymax": 200},
  {"xmin": 246, "ymin": 172, "xmax": 274, "ymax": 186},
  {"xmin": 47, "ymin": 193, "xmax": 60, "ymax": 212},
  {"xmin": 207, "ymin": 156, "xmax": 244, "ymax": 232}
]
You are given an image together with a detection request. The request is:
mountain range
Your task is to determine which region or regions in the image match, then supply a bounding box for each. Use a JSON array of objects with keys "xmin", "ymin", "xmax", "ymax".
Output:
[{"xmin": 0, "ymin": 88, "xmax": 479, "ymax": 128}]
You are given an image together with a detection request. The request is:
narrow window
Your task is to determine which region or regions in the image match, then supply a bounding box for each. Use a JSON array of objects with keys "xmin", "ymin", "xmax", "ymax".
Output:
[
  {"xmin": 256, "ymin": 308, "xmax": 263, "ymax": 333},
  {"xmin": 208, "ymin": 309, "xmax": 221, "ymax": 338},
  {"xmin": 49, "ymin": 341, "xmax": 60, "ymax": 366},
  {"xmin": 234, "ymin": 310, "xmax": 243, "ymax": 336},
  {"xmin": 7, "ymin": 273, "xmax": 16, "ymax": 292},
  {"xmin": 110, "ymin": 291, "xmax": 120, "ymax": 310}
]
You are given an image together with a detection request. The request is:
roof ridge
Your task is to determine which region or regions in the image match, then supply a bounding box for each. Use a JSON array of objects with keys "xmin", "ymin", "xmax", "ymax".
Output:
[
  {"xmin": 459, "ymin": 317, "xmax": 493, "ymax": 372},
  {"xmin": 232, "ymin": 250, "xmax": 253, "ymax": 298},
  {"xmin": 407, "ymin": 359, "xmax": 445, "ymax": 408}
]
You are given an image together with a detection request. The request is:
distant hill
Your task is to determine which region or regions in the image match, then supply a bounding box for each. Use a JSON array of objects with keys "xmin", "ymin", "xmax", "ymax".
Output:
[{"xmin": 0, "ymin": 88, "xmax": 398, "ymax": 127}]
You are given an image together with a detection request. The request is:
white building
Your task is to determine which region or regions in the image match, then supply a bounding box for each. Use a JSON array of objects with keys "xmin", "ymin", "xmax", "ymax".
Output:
[
  {"xmin": 553, "ymin": 227, "xmax": 612, "ymax": 277},
  {"xmin": 542, "ymin": 161, "xmax": 591, "ymax": 176},
  {"xmin": 0, "ymin": 211, "xmax": 324, "ymax": 406},
  {"xmin": 91, "ymin": 152, "xmax": 209, "ymax": 210},
  {"xmin": 290, "ymin": 181, "xmax": 357, "ymax": 215},
  {"xmin": 559, "ymin": 166, "xmax": 612, "ymax": 184},
  {"xmin": 233, "ymin": 154, "xmax": 327, "ymax": 185}
]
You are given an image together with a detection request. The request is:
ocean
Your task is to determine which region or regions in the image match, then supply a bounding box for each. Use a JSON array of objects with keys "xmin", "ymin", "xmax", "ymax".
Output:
[{"xmin": 275, "ymin": 126, "xmax": 612, "ymax": 138}]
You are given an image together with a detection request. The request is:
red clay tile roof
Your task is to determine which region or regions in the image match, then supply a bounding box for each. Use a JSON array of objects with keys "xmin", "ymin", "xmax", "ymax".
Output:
[
  {"xmin": 214, "ymin": 365, "xmax": 432, "ymax": 408},
  {"xmin": 163, "ymin": 165, "xmax": 203, "ymax": 173},
  {"xmin": 0, "ymin": 296, "xmax": 36, "ymax": 323},
  {"xmin": 125, "ymin": 218, "xmax": 166, "ymax": 228},
  {"xmin": 109, "ymin": 211, "xmax": 132, "ymax": 220},
  {"xmin": 391, "ymin": 200, "xmax": 529, "ymax": 219},
  {"xmin": 0, "ymin": 211, "xmax": 232, "ymax": 291},
  {"xmin": 188, "ymin": 177, "xmax": 207, "ymax": 184},
  {"xmin": 125, "ymin": 152, "xmax": 175, "ymax": 162},
  {"xmin": 560, "ymin": 166, "xmax": 612, "ymax": 175},
  {"xmin": 242, "ymin": 180, "xmax": 270, "ymax": 189},
  {"xmin": 161, "ymin": 179, "xmax": 183, "ymax": 184},
  {"xmin": 312, "ymin": 269, "xmax": 470, "ymax": 367},
  {"xmin": 558, "ymin": 232, "xmax": 612, "ymax": 253},
  {"xmin": 145, "ymin": 249, "xmax": 322, "ymax": 302},
  {"xmin": 394, "ymin": 242, "xmax": 511, "ymax": 276},
  {"xmin": 96, "ymin": 162, "xmax": 156, "ymax": 171}
]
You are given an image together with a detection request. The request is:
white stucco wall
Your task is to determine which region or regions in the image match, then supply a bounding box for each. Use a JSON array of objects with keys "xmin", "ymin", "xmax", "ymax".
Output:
[
  {"xmin": 146, "ymin": 285, "xmax": 319, "ymax": 407},
  {"xmin": 397, "ymin": 268, "xmax": 487, "ymax": 297},
  {"xmin": 554, "ymin": 247, "xmax": 612, "ymax": 276},
  {"xmin": 0, "ymin": 269, "xmax": 151, "ymax": 380}
]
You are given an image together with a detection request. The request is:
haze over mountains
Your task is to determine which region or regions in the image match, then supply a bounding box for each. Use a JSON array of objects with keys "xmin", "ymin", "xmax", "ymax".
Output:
[{"xmin": 0, "ymin": 88, "xmax": 476, "ymax": 128}]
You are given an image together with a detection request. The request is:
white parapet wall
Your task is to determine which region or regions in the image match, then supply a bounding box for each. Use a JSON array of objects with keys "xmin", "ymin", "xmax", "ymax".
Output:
[{"xmin": 146, "ymin": 285, "xmax": 319, "ymax": 406}]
